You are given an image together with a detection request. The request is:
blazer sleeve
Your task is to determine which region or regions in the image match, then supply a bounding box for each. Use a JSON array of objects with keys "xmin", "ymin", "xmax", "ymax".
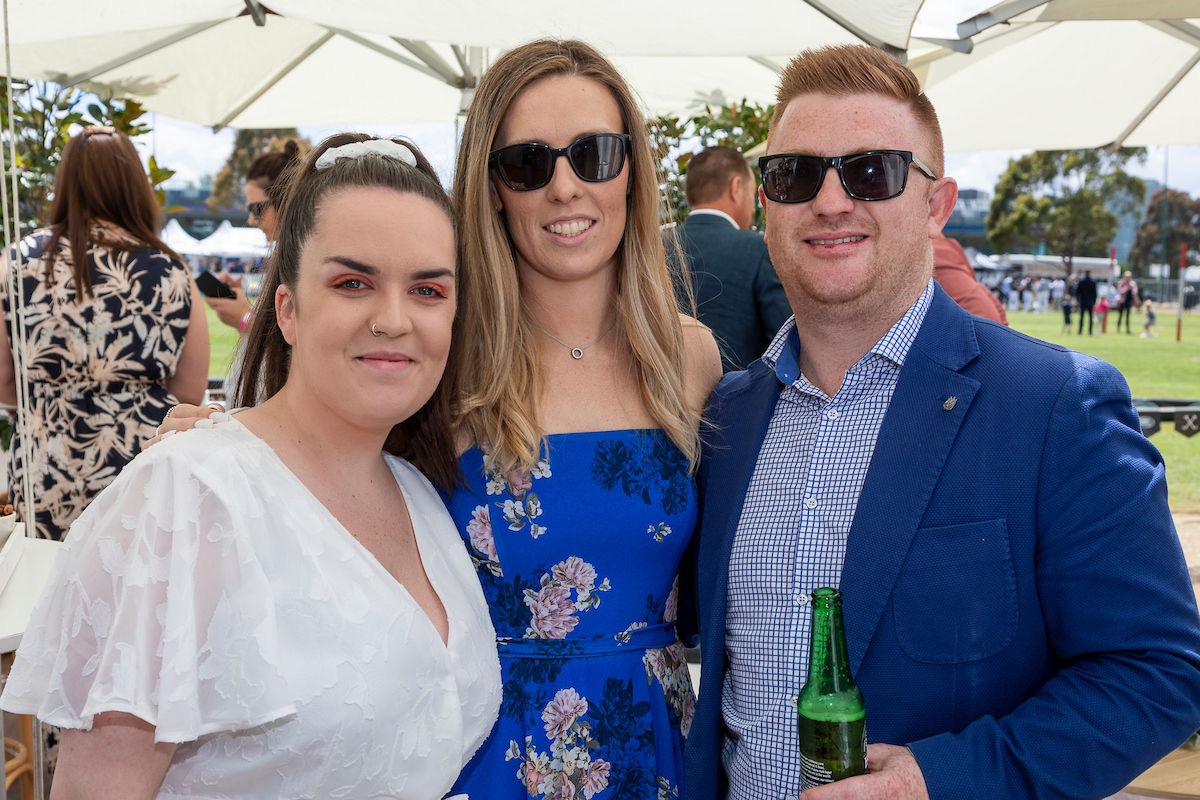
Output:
[{"xmin": 908, "ymin": 355, "xmax": 1200, "ymax": 800}]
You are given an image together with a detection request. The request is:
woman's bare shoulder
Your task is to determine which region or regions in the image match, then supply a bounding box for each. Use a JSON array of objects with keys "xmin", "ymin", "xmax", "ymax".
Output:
[{"xmin": 678, "ymin": 313, "xmax": 722, "ymax": 404}]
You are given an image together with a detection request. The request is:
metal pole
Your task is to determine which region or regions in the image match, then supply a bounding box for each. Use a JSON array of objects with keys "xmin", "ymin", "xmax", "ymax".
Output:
[
  {"xmin": 1179, "ymin": 243, "xmax": 1186, "ymax": 342},
  {"xmin": 1162, "ymin": 146, "xmax": 1169, "ymax": 302}
]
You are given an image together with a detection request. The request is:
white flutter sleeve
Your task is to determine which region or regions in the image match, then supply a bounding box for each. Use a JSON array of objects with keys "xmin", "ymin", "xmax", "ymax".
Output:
[{"xmin": 0, "ymin": 428, "xmax": 297, "ymax": 742}]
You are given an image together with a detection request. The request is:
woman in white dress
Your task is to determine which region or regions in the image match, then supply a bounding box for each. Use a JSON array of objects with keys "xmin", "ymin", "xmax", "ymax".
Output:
[{"xmin": 0, "ymin": 134, "xmax": 501, "ymax": 800}]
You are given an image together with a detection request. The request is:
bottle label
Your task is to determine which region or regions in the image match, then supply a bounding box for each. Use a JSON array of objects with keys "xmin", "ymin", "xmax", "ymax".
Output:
[{"xmin": 798, "ymin": 715, "xmax": 867, "ymax": 789}]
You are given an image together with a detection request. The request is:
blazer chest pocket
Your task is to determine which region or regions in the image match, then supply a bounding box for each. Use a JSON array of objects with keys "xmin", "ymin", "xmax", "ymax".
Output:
[{"xmin": 892, "ymin": 519, "xmax": 1017, "ymax": 664}]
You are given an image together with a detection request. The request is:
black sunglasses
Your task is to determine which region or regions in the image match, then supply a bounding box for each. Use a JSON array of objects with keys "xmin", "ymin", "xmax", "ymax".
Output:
[
  {"xmin": 246, "ymin": 200, "xmax": 273, "ymax": 217},
  {"xmin": 757, "ymin": 150, "xmax": 937, "ymax": 204},
  {"xmin": 489, "ymin": 133, "xmax": 631, "ymax": 191}
]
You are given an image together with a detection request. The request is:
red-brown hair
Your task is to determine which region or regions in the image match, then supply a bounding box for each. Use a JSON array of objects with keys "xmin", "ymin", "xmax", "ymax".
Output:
[
  {"xmin": 772, "ymin": 45, "xmax": 945, "ymax": 175},
  {"xmin": 45, "ymin": 126, "xmax": 180, "ymax": 297}
]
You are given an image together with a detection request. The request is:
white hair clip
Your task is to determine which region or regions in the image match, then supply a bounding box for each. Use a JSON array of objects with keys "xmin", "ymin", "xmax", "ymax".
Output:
[{"xmin": 314, "ymin": 139, "xmax": 417, "ymax": 171}]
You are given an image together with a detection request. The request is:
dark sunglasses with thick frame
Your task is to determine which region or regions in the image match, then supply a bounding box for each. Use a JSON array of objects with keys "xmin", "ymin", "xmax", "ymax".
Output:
[
  {"xmin": 757, "ymin": 149, "xmax": 937, "ymax": 204},
  {"xmin": 246, "ymin": 200, "xmax": 273, "ymax": 217},
  {"xmin": 489, "ymin": 133, "xmax": 631, "ymax": 192}
]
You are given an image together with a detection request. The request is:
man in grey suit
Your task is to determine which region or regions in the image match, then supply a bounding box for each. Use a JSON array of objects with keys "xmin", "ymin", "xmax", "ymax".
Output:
[{"xmin": 674, "ymin": 146, "xmax": 792, "ymax": 372}]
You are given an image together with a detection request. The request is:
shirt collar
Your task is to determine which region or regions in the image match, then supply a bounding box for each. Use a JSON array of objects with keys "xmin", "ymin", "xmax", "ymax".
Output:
[
  {"xmin": 688, "ymin": 208, "xmax": 740, "ymax": 229},
  {"xmin": 764, "ymin": 279, "xmax": 936, "ymax": 388}
]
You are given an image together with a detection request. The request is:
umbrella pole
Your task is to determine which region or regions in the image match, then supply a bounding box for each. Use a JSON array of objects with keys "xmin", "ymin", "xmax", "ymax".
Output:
[{"xmin": 1178, "ymin": 243, "xmax": 1186, "ymax": 342}]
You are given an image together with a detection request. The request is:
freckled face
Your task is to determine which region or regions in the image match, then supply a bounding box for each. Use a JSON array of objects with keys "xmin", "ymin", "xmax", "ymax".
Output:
[
  {"xmin": 763, "ymin": 92, "xmax": 954, "ymax": 320},
  {"xmin": 490, "ymin": 74, "xmax": 629, "ymax": 289},
  {"xmin": 275, "ymin": 186, "xmax": 456, "ymax": 429}
]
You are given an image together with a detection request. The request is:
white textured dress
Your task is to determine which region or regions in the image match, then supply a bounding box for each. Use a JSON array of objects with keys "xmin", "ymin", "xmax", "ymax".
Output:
[{"xmin": 0, "ymin": 420, "xmax": 501, "ymax": 799}]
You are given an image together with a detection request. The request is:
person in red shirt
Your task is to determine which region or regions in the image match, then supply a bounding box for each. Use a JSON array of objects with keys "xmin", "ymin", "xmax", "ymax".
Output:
[{"xmin": 932, "ymin": 233, "xmax": 1008, "ymax": 325}]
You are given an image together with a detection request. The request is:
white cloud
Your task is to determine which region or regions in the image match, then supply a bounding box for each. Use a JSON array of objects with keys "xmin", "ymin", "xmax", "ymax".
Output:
[
  {"xmin": 136, "ymin": 117, "xmax": 461, "ymax": 192},
  {"xmin": 132, "ymin": 115, "xmax": 234, "ymax": 187}
]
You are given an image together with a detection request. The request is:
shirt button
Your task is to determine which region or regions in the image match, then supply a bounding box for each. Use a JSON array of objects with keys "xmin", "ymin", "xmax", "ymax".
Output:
[
  {"xmin": 804, "ymin": 497, "xmax": 818, "ymax": 510},
  {"xmin": 825, "ymin": 408, "xmax": 839, "ymax": 420},
  {"xmin": 793, "ymin": 591, "xmax": 807, "ymax": 605}
]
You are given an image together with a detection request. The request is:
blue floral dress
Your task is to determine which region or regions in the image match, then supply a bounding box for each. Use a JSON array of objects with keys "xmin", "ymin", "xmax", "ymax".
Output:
[{"xmin": 445, "ymin": 429, "xmax": 696, "ymax": 800}]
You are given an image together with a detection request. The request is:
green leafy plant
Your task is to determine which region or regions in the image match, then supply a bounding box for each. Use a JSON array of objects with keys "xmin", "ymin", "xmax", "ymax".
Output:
[
  {"xmin": 0, "ymin": 80, "xmax": 175, "ymax": 239},
  {"xmin": 647, "ymin": 99, "xmax": 774, "ymax": 226}
]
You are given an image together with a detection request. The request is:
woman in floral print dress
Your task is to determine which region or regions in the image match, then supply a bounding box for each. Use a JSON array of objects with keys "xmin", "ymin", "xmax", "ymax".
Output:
[
  {"xmin": 442, "ymin": 40, "xmax": 722, "ymax": 799},
  {"xmin": 0, "ymin": 126, "xmax": 209, "ymax": 539}
]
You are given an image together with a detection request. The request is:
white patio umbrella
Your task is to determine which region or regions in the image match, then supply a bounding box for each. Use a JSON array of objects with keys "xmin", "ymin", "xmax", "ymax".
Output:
[
  {"xmin": 0, "ymin": 0, "xmax": 930, "ymax": 129},
  {"xmin": 909, "ymin": 0, "xmax": 1200, "ymax": 151}
]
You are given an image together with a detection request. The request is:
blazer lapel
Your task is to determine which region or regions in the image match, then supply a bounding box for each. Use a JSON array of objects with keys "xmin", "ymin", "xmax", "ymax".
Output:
[{"xmin": 840, "ymin": 288, "xmax": 983, "ymax": 672}]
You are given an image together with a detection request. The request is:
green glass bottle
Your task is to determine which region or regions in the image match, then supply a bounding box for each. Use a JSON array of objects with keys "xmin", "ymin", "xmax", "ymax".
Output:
[{"xmin": 797, "ymin": 587, "xmax": 867, "ymax": 789}]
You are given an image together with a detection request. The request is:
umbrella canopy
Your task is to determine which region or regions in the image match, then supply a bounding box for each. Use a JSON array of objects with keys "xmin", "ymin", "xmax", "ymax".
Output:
[
  {"xmin": 0, "ymin": 0, "xmax": 928, "ymax": 129},
  {"xmin": 911, "ymin": 1, "xmax": 1200, "ymax": 151}
]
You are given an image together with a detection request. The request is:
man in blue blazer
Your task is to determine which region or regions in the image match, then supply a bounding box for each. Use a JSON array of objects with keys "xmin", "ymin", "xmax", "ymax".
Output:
[
  {"xmin": 681, "ymin": 45, "xmax": 1200, "ymax": 800},
  {"xmin": 674, "ymin": 146, "xmax": 793, "ymax": 372}
]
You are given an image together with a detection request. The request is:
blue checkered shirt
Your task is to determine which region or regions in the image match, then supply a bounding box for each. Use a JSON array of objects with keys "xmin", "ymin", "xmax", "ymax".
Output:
[{"xmin": 721, "ymin": 281, "xmax": 934, "ymax": 800}]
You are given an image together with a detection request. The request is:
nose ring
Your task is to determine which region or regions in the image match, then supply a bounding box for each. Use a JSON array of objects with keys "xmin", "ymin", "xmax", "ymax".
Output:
[{"xmin": 371, "ymin": 322, "xmax": 384, "ymax": 337}]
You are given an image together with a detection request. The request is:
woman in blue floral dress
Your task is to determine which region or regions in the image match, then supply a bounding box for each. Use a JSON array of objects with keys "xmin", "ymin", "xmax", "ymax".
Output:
[{"xmin": 443, "ymin": 40, "xmax": 722, "ymax": 799}]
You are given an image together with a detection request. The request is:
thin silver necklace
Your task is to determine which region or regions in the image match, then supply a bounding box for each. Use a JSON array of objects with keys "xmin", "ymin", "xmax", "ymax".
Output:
[{"xmin": 536, "ymin": 317, "xmax": 618, "ymax": 360}]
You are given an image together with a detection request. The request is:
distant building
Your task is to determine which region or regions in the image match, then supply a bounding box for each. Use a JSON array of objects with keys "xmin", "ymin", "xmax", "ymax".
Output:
[
  {"xmin": 163, "ymin": 180, "xmax": 245, "ymax": 239},
  {"xmin": 945, "ymin": 188, "xmax": 991, "ymax": 254}
]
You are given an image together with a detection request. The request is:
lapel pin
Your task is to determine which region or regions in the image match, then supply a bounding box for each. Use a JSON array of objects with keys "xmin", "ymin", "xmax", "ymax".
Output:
[{"xmin": 943, "ymin": 396, "xmax": 958, "ymax": 412}]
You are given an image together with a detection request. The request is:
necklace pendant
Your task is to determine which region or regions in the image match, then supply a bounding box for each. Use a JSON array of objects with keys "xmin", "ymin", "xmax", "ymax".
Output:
[{"xmin": 570, "ymin": 347, "xmax": 585, "ymax": 360}]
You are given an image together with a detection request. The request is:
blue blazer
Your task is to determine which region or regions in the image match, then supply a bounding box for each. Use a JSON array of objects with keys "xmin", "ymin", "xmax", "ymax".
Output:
[
  {"xmin": 681, "ymin": 286, "xmax": 1200, "ymax": 800},
  {"xmin": 673, "ymin": 213, "xmax": 792, "ymax": 373}
]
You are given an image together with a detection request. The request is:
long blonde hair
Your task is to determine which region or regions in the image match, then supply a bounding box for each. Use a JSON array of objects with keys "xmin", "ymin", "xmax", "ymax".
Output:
[{"xmin": 449, "ymin": 38, "xmax": 699, "ymax": 480}]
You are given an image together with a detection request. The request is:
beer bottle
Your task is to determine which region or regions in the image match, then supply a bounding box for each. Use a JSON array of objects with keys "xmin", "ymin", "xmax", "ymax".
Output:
[{"xmin": 797, "ymin": 587, "xmax": 867, "ymax": 789}]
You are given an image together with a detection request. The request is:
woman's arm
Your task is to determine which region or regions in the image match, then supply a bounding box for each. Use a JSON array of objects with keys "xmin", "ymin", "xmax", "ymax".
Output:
[
  {"xmin": 165, "ymin": 277, "xmax": 211, "ymax": 406},
  {"xmin": 0, "ymin": 303, "xmax": 17, "ymax": 407},
  {"xmin": 51, "ymin": 712, "xmax": 176, "ymax": 800}
]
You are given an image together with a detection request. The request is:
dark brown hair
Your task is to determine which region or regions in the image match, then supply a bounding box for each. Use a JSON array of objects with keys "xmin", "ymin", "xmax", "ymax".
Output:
[
  {"xmin": 235, "ymin": 133, "xmax": 460, "ymax": 488},
  {"xmin": 685, "ymin": 146, "xmax": 753, "ymax": 206},
  {"xmin": 45, "ymin": 126, "xmax": 181, "ymax": 297},
  {"xmin": 246, "ymin": 139, "xmax": 302, "ymax": 206}
]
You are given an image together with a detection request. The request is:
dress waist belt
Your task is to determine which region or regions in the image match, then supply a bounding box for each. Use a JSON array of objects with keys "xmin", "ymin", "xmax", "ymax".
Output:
[{"xmin": 497, "ymin": 621, "xmax": 677, "ymax": 659}]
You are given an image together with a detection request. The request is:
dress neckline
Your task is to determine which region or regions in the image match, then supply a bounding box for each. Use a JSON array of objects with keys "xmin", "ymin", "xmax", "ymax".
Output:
[{"xmin": 229, "ymin": 419, "xmax": 455, "ymax": 650}]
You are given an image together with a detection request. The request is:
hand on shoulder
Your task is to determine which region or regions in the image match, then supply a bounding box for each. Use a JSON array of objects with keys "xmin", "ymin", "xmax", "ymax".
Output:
[{"xmin": 142, "ymin": 403, "xmax": 231, "ymax": 451}]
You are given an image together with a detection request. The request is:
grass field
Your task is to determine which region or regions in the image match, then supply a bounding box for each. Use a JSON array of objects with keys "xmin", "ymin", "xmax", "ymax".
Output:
[
  {"xmin": 205, "ymin": 304, "xmax": 1200, "ymax": 510},
  {"xmin": 206, "ymin": 305, "xmax": 241, "ymax": 382},
  {"xmin": 1005, "ymin": 306, "xmax": 1200, "ymax": 511}
]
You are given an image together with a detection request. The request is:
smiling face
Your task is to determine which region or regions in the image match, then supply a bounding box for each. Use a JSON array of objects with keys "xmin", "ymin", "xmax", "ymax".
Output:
[
  {"xmin": 489, "ymin": 74, "xmax": 629, "ymax": 291},
  {"xmin": 275, "ymin": 185, "xmax": 456, "ymax": 430},
  {"xmin": 763, "ymin": 92, "xmax": 956, "ymax": 324}
]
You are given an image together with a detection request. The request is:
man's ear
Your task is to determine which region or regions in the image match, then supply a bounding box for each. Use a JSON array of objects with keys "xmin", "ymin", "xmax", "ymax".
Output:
[
  {"xmin": 927, "ymin": 177, "xmax": 959, "ymax": 237},
  {"xmin": 728, "ymin": 173, "xmax": 746, "ymax": 203}
]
